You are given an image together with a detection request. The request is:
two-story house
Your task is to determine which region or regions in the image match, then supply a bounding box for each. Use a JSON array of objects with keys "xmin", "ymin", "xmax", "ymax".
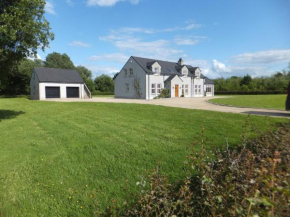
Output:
[{"xmin": 114, "ymin": 56, "xmax": 214, "ymax": 100}]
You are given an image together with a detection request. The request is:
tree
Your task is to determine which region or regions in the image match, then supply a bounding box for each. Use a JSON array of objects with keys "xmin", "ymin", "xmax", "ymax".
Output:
[
  {"xmin": 45, "ymin": 52, "xmax": 75, "ymax": 69},
  {"xmin": 94, "ymin": 75, "xmax": 114, "ymax": 92},
  {"xmin": 76, "ymin": 66, "xmax": 92, "ymax": 80},
  {"xmin": 240, "ymin": 74, "xmax": 252, "ymax": 86},
  {"xmin": 0, "ymin": 0, "xmax": 54, "ymax": 81},
  {"xmin": 75, "ymin": 66, "xmax": 94, "ymax": 92}
]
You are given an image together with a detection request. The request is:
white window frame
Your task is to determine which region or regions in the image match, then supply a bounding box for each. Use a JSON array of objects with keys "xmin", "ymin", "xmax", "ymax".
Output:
[
  {"xmin": 124, "ymin": 69, "xmax": 128, "ymax": 76},
  {"xmin": 154, "ymin": 67, "xmax": 159, "ymax": 74},
  {"xmin": 182, "ymin": 69, "xmax": 187, "ymax": 76},
  {"xmin": 195, "ymin": 85, "xmax": 201, "ymax": 94},
  {"xmin": 151, "ymin": 83, "xmax": 156, "ymax": 94},
  {"xmin": 206, "ymin": 85, "xmax": 211, "ymax": 93},
  {"xmin": 185, "ymin": 84, "xmax": 189, "ymax": 95},
  {"xmin": 125, "ymin": 83, "xmax": 129, "ymax": 92},
  {"xmin": 129, "ymin": 68, "xmax": 133, "ymax": 76},
  {"xmin": 157, "ymin": 83, "xmax": 161, "ymax": 94}
]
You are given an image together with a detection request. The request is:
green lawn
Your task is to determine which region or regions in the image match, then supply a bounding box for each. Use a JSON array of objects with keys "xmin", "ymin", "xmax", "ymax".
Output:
[
  {"xmin": 210, "ymin": 94, "xmax": 287, "ymax": 110},
  {"xmin": 0, "ymin": 99, "xmax": 287, "ymax": 216}
]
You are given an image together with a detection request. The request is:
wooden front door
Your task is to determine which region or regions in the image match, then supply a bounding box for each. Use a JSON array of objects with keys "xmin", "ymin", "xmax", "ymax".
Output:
[{"xmin": 175, "ymin": 85, "xmax": 179, "ymax": 97}]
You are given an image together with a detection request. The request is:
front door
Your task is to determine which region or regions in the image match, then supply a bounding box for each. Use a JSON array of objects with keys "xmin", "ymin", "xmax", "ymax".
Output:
[{"xmin": 175, "ymin": 85, "xmax": 179, "ymax": 97}]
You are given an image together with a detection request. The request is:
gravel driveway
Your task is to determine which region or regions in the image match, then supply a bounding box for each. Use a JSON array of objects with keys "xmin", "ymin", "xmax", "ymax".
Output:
[{"xmin": 49, "ymin": 96, "xmax": 290, "ymax": 118}]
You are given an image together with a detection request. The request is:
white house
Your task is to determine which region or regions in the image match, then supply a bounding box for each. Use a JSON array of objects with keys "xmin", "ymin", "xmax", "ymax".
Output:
[
  {"xmin": 30, "ymin": 67, "xmax": 91, "ymax": 100},
  {"xmin": 114, "ymin": 56, "xmax": 214, "ymax": 100}
]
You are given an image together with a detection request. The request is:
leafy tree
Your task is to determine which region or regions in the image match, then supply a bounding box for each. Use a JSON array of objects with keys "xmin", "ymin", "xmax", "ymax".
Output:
[
  {"xmin": 0, "ymin": 0, "xmax": 54, "ymax": 82},
  {"xmin": 94, "ymin": 75, "xmax": 114, "ymax": 92},
  {"xmin": 75, "ymin": 66, "xmax": 94, "ymax": 91},
  {"xmin": 76, "ymin": 66, "xmax": 92, "ymax": 79},
  {"xmin": 45, "ymin": 52, "xmax": 75, "ymax": 69},
  {"xmin": 240, "ymin": 74, "xmax": 252, "ymax": 86}
]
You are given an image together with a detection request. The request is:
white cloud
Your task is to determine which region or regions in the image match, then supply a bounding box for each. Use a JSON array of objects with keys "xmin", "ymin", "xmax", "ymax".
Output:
[
  {"xmin": 28, "ymin": 53, "xmax": 43, "ymax": 60},
  {"xmin": 89, "ymin": 53, "xmax": 128, "ymax": 63},
  {"xmin": 66, "ymin": 0, "xmax": 74, "ymax": 6},
  {"xmin": 231, "ymin": 49, "xmax": 290, "ymax": 65},
  {"xmin": 87, "ymin": 0, "xmax": 139, "ymax": 7},
  {"xmin": 85, "ymin": 65, "xmax": 120, "ymax": 77},
  {"xmin": 212, "ymin": 59, "xmax": 232, "ymax": 73},
  {"xmin": 45, "ymin": 1, "xmax": 56, "ymax": 15},
  {"xmin": 69, "ymin": 41, "xmax": 91, "ymax": 47},
  {"xmin": 174, "ymin": 36, "xmax": 207, "ymax": 45}
]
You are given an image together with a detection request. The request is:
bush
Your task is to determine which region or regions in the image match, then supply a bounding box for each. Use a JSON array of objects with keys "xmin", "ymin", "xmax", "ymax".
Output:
[
  {"xmin": 104, "ymin": 120, "xmax": 290, "ymax": 216},
  {"xmin": 154, "ymin": 88, "xmax": 169, "ymax": 99},
  {"xmin": 91, "ymin": 90, "xmax": 114, "ymax": 96}
]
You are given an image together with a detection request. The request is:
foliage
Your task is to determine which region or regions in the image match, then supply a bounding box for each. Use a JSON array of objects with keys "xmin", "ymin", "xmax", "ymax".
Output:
[
  {"xmin": 132, "ymin": 76, "xmax": 142, "ymax": 98},
  {"xmin": 106, "ymin": 121, "xmax": 290, "ymax": 216},
  {"xmin": 45, "ymin": 52, "xmax": 75, "ymax": 69},
  {"xmin": 0, "ymin": 99, "xmax": 286, "ymax": 216},
  {"xmin": 210, "ymin": 95, "xmax": 287, "ymax": 110},
  {"xmin": 0, "ymin": 58, "xmax": 44, "ymax": 95},
  {"xmin": 75, "ymin": 66, "xmax": 94, "ymax": 91},
  {"xmin": 214, "ymin": 67, "xmax": 290, "ymax": 94},
  {"xmin": 94, "ymin": 74, "xmax": 114, "ymax": 92},
  {"xmin": 155, "ymin": 88, "xmax": 169, "ymax": 99},
  {"xmin": 0, "ymin": 0, "xmax": 54, "ymax": 82}
]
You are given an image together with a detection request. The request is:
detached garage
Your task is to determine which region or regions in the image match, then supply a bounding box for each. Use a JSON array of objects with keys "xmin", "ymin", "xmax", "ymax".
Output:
[{"xmin": 30, "ymin": 67, "xmax": 91, "ymax": 100}]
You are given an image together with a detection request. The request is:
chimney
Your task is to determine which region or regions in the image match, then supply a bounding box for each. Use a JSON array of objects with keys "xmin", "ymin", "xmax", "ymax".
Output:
[{"xmin": 178, "ymin": 58, "xmax": 184, "ymax": 65}]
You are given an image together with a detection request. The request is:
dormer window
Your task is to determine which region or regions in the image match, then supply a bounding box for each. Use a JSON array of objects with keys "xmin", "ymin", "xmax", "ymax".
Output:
[
  {"xmin": 129, "ymin": 68, "xmax": 133, "ymax": 76},
  {"xmin": 124, "ymin": 69, "xmax": 128, "ymax": 76},
  {"xmin": 182, "ymin": 69, "xmax": 187, "ymax": 76},
  {"xmin": 154, "ymin": 67, "xmax": 159, "ymax": 73}
]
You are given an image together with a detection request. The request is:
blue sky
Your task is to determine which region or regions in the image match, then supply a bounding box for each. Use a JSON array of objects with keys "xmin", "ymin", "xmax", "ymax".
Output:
[{"xmin": 41, "ymin": 0, "xmax": 290, "ymax": 78}]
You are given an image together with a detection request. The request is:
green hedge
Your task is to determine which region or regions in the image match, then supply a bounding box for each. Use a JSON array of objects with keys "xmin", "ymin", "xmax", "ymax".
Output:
[
  {"xmin": 0, "ymin": 95, "xmax": 29, "ymax": 99},
  {"xmin": 91, "ymin": 91, "xmax": 114, "ymax": 96},
  {"xmin": 215, "ymin": 91, "xmax": 287, "ymax": 95}
]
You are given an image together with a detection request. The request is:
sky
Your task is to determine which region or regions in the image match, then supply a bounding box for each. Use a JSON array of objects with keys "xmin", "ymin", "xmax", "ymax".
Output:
[{"xmin": 40, "ymin": 0, "xmax": 290, "ymax": 79}]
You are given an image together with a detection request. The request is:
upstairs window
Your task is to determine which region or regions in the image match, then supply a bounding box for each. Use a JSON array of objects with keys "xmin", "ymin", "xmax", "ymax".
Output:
[
  {"xmin": 129, "ymin": 68, "xmax": 133, "ymax": 76},
  {"xmin": 182, "ymin": 69, "xmax": 187, "ymax": 76},
  {"xmin": 124, "ymin": 69, "xmax": 128, "ymax": 76},
  {"xmin": 154, "ymin": 67, "xmax": 159, "ymax": 74}
]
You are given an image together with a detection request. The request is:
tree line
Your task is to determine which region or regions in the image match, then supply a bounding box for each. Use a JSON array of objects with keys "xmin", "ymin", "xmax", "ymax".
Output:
[
  {"xmin": 0, "ymin": 52, "xmax": 115, "ymax": 95},
  {"xmin": 213, "ymin": 64, "xmax": 290, "ymax": 94},
  {"xmin": 0, "ymin": 1, "xmax": 114, "ymax": 96}
]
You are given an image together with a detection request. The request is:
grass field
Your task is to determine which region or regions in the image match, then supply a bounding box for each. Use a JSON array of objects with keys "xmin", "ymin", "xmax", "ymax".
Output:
[
  {"xmin": 0, "ymin": 99, "xmax": 287, "ymax": 216},
  {"xmin": 210, "ymin": 94, "xmax": 287, "ymax": 110}
]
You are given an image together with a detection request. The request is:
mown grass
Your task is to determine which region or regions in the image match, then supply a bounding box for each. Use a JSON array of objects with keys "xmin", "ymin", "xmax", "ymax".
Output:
[
  {"xmin": 210, "ymin": 95, "xmax": 287, "ymax": 110},
  {"xmin": 0, "ymin": 98, "xmax": 287, "ymax": 216}
]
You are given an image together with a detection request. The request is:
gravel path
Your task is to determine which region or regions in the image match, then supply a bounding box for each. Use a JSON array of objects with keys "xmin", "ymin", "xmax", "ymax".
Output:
[{"xmin": 48, "ymin": 96, "xmax": 290, "ymax": 118}]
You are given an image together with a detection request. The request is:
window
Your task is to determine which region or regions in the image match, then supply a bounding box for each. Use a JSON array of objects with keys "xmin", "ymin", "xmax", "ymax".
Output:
[
  {"xmin": 124, "ymin": 69, "xmax": 128, "ymax": 76},
  {"xmin": 206, "ymin": 85, "xmax": 211, "ymax": 93},
  {"xmin": 157, "ymin": 83, "xmax": 161, "ymax": 94},
  {"xmin": 195, "ymin": 85, "xmax": 201, "ymax": 94},
  {"xmin": 151, "ymin": 83, "xmax": 156, "ymax": 94},
  {"xmin": 129, "ymin": 68, "xmax": 133, "ymax": 76},
  {"xmin": 154, "ymin": 67, "xmax": 159, "ymax": 74},
  {"xmin": 182, "ymin": 69, "xmax": 187, "ymax": 76},
  {"xmin": 185, "ymin": 84, "xmax": 189, "ymax": 94},
  {"xmin": 125, "ymin": 83, "xmax": 129, "ymax": 92}
]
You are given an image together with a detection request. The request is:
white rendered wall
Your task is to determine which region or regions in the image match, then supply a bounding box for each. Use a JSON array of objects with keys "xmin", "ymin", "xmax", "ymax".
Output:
[
  {"xmin": 39, "ymin": 83, "xmax": 84, "ymax": 100},
  {"xmin": 193, "ymin": 78, "xmax": 204, "ymax": 97}
]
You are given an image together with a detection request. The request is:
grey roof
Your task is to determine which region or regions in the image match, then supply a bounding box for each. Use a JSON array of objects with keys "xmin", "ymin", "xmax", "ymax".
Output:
[
  {"xmin": 205, "ymin": 77, "xmax": 214, "ymax": 85},
  {"xmin": 164, "ymin": 75, "xmax": 183, "ymax": 83},
  {"xmin": 34, "ymin": 67, "xmax": 84, "ymax": 83},
  {"xmin": 132, "ymin": 56, "xmax": 203, "ymax": 78}
]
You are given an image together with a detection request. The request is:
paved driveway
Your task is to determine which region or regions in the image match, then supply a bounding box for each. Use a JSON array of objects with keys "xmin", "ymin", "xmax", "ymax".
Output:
[{"xmin": 49, "ymin": 97, "xmax": 290, "ymax": 118}]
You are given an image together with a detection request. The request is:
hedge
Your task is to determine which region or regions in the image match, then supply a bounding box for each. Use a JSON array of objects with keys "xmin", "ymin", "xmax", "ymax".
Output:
[{"xmin": 215, "ymin": 91, "xmax": 287, "ymax": 95}]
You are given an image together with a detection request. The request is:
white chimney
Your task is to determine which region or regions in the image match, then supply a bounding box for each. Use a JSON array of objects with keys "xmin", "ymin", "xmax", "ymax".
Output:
[{"xmin": 178, "ymin": 58, "xmax": 184, "ymax": 65}]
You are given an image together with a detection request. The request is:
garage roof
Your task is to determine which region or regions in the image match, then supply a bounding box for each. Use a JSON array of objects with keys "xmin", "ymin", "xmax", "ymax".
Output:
[{"xmin": 34, "ymin": 67, "xmax": 84, "ymax": 83}]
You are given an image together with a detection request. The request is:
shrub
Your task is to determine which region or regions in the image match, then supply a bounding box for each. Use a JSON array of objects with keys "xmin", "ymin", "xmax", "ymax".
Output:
[
  {"xmin": 104, "ymin": 120, "xmax": 290, "ymax": 216},
  {"xmin": 155, "ymin": 88, "xmax": 169, "ymax": 99}
]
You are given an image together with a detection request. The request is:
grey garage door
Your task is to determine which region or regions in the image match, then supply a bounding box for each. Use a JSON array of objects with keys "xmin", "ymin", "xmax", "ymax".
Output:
[
  {"xmin": 45, "ymin": 87, "xmax": 60, "ymax": 98},
  {"xmin": 67, "ymin": 87, "xmax": 79, "ymax": 98}
]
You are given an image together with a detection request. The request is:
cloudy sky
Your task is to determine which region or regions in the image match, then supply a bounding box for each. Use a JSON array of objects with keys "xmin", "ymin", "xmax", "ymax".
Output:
[{"xmin": 41, "ymin": 0, "xmax": 290, "ymax": 78}]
